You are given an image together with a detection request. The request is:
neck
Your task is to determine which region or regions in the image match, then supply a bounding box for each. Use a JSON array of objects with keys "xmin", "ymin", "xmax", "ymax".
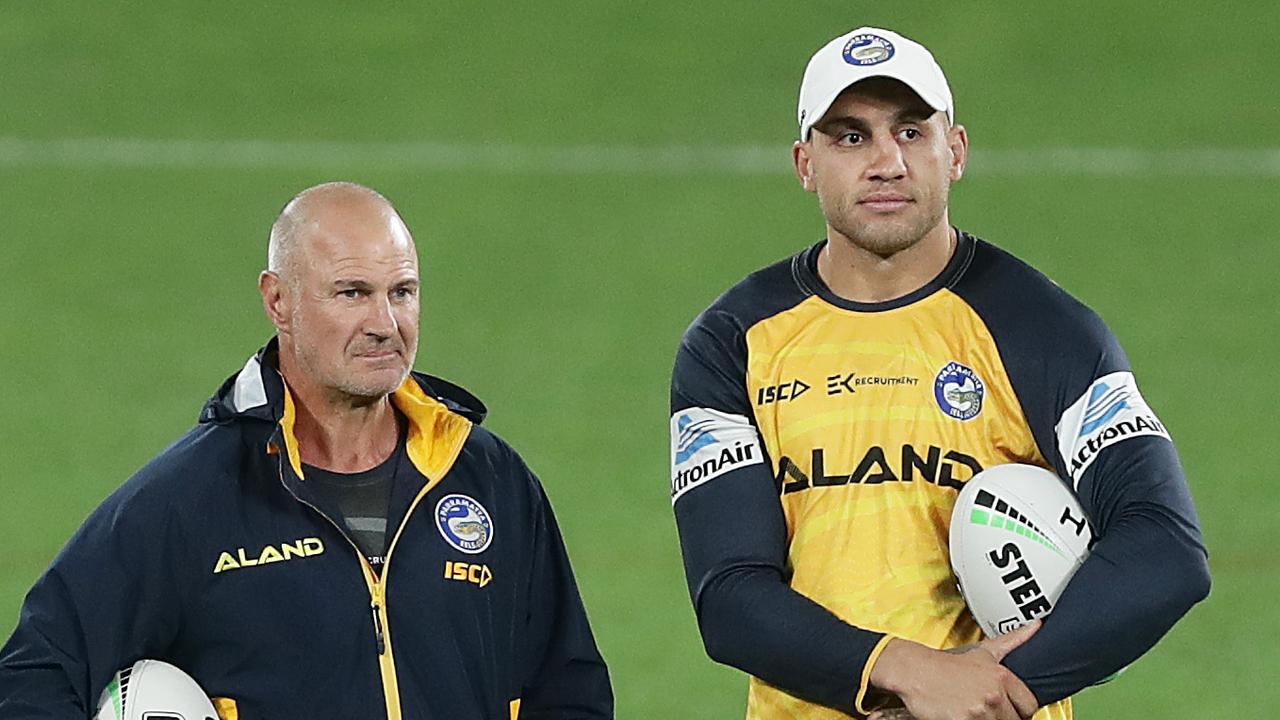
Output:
[
  {"xmin": 818, "ymin": 219, "xmax": 956, "ymax": 304},
  {"xmin": 278, "ymin": 356, "xmax": 400, "ymax": 473}
]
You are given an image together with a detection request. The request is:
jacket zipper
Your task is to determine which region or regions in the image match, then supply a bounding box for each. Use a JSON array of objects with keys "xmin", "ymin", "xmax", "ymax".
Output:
[
  {"xmin": 276, "ymin": 463, "xmax": 406, "ymax": 720},
  {"xmin": 371, "ymin": 587, "xmax": 386, "ymax": 655},
  {"xmin": 275, "ymin": 464, "xmax": 389, "ymax": 655},
  {"xmin": 271, "ymin": 418, "xmax": 457, "ymax": 719}
]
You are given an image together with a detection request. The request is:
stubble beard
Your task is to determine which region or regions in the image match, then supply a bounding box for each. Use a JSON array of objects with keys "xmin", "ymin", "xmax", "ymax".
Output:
[
  {"xmin": 296, "ymin": 343, "xmax": 413, "ymax": 405},
  {"xmin": 823, "ymin": 183, "xmax": 949, "ymax": 259},
  {"xmin": 289, "ymin": 312, "xmax": 415, "ymax": 406}
]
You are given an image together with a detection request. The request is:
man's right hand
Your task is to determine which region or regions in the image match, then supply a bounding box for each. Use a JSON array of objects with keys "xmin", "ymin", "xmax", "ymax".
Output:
[{"xmin": 867, "ymin": 621, "xmax": 1041, "ymax": 720}]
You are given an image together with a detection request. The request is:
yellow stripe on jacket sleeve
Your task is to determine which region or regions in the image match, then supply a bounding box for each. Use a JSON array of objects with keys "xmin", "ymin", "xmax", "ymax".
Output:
[
  {"xmin": 509, "ymin": 698, "xmax": 521, "ymax": 719},
  {"xmin": 855, "ymin": 634, "xmax": 897, "ymax": 715}
]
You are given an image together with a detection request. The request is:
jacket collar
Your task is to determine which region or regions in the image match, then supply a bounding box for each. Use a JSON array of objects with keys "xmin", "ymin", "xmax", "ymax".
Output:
[
  {"xmin": 200, "ymin": 339, "xmax": 487, "ymax": 425},
  {"xmin": 199, "ymin": 339, "xmax": 485, "ymax": 483}
]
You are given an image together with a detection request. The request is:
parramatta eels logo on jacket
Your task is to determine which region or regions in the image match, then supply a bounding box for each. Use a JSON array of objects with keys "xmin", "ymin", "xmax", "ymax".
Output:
[
  {"xmin": 213, "ymin": 537, "xmax": 325, "ymax": 574},
  {"xmin": 435, "ymin": 494, "xmax": 494, "ymax": 554}
]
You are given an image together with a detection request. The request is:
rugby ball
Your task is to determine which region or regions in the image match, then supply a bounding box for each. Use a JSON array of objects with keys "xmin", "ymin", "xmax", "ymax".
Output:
[
  {"xmin": 94, "ymin": 659, "xmax": 218, "ymax": 720},
  {"xmin": 950, "ymin": 463, "xmax": 1093, "ymax": 638}
]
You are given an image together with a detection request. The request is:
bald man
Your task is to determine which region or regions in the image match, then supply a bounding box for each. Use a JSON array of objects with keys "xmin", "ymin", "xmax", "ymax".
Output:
[{"xmin": 0, "ymin": 182, "xmax": 613, "ymax": 719}]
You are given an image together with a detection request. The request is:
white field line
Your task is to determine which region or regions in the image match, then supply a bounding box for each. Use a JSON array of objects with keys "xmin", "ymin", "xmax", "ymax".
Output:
[{"xmin": 1, "ymin": 136, "xmax": 1278, "ymax": 177}]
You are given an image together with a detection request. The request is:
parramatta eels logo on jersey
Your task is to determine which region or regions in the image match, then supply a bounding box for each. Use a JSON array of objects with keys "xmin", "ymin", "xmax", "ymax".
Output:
[
  {"xmin": 843, "ymin": 33, "xmax": 894, "ymax": 66},
  {"xmin": 435, "ymin": 494, "xmax": 494, "ymax": 554},
  {"xmin": 670, "ymin": 407, "xmax": 765, "ymax": 504},
  {"xmin": 934, "ymin": 361, "xmax": 985, "ymax": 421},
  {"xmin": 1055, "ymin": 371, "xmax": 1170, "ymax": 486}
]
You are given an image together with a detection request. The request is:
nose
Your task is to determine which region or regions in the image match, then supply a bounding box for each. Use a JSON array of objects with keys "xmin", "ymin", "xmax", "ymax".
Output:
[
  {"xmin": 363, "ymin": 295, "xmax": 398, "ymax": 340},
  {"xmin": 865, "ymin": 134, "xmax": 907, "ymax": 181}
]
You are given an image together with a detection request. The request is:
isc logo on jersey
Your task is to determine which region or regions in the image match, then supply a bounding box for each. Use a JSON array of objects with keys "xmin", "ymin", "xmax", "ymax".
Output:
[
  {"xmin": 670, "ymin": 407, "xmax": 765, "ymax": 504},
  {"xmin": 1055, "ymin": 371, "xmax": 1171, "ymax": 485}
]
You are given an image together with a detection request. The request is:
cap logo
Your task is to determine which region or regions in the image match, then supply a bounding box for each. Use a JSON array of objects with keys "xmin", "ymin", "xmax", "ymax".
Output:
[{"xmin": 842, "ymin": 33, "xmax": 894, "ymax": 66}]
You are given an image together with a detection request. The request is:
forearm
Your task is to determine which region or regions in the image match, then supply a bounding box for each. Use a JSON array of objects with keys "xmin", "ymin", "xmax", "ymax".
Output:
[
  {"xmin": 697, "ymin": 563, "xmax": 887, "ymax": 712},
  {"xmin": 1002, "ymin": 434, "xmax": 1211, "ymax": 702},
  {"xmin": 0, "ymin": 586, "xmax": 93, "ymax": 717},
  {"xmin": 1, "ymin": 487, "xmax": 186, "ymax": 718},
  {"xmin": 1003, "ymin": 507, "xmax": 1210, "ymax": 703},
  {"xmin": 519, "ymin": 656, "xmax": 613, "ymax": 720}
]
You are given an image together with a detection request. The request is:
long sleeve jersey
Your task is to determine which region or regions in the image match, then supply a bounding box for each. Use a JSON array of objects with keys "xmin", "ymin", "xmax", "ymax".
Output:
[{"xmin": 669, "ymin": 231, "xmax": 1209, "ymax": 718}]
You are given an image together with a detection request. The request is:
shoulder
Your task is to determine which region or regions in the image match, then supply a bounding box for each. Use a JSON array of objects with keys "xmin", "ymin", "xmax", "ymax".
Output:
[
  {"xmin": 457, "ymin": 423, "xmax": 513, "ymax": 462},
  {"xmin": 108, "ymin": 422, "xmax": 259, "ymax": 515},
  {"xmin": 451, "ymin": 425, "xmax": 561, "ymax": 532},
  {"xmin": 950, "ymin": 233, "xmax": 1120, "ymax": 356},
  {"xmin": 681, "ymin": 249, "xmax": 812, "ymax": 347},
  {"xmin": 66, "ymin": 422, "xmax": 258, "ymax": 555},
  {"xmin": 672, "ymin": 249, "xmax": 812, "ymax": 413},
  {"xmin": 455, "ymin": 424, "xmax": 538, "ymax": 488},
  {"xmin": 947, "ymin": 232, "xmax": 1139, "ymax": 475}
]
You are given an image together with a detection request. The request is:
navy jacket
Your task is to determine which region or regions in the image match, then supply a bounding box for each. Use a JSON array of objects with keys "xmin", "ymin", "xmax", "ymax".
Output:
[{"xmin": 0, "ymin": 342, "xmax": 612, "ymax": 719}]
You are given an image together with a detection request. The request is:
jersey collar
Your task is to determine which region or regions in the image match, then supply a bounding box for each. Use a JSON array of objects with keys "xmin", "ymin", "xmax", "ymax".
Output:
[{"xmin": 793, "ymin": 228, "xmax": 976, "ymax": 312}]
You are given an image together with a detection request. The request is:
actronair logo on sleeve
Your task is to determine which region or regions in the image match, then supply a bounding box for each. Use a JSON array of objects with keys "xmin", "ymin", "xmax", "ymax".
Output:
[
  {"xmin": 1056, "ymin": 371, "xmax": 1171, "ymax": 485},
  {"xmin": 670, "ymin": 407, "xmax": 764, "ymax": 504}
]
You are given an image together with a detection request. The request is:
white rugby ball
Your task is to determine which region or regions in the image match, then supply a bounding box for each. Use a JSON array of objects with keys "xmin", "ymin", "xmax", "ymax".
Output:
[
  {"xmin": 94, "ymin": 659, "xmax": 218, "ymax": 720},
  {"xmin": 950, "ymin": 463, "xmax": 1094, "ymax": 638}
]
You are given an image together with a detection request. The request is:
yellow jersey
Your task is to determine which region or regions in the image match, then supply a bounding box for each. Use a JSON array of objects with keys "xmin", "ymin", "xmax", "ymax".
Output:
[{"xmin": 670, "ymin": 232, "xmax": 1204, "ymax": 718}]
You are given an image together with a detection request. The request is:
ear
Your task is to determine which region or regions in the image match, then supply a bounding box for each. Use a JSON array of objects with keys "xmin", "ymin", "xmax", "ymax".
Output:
[
  {"xmin": 793, "ymin": 141, "xmax": 817, "ymax": 192},
  {"xmin": 259, "ymin": 271, "xmax": 291, "ymax": 334},
  {"xmin": 947, "ymin": 123, "xmax": 969, "ymax": 182}
]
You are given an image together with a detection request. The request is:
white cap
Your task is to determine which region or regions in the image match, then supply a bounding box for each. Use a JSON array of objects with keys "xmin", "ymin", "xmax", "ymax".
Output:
[{"xmin": 797, "ymin": 27, "xmax": 953, "ymax": 140}]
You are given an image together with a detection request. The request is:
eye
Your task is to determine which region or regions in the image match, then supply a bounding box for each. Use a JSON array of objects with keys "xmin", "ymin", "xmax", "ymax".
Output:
[
  {"xmin": 899, "ymin": 127, "xmax": 922, "ymax": 141},
  {"xmin": 338, "ymin": 288, "xmax": 361, "ymax": 299},
  {"xmin": 392, "ymin": 287, "xmax": 416, "ymax": 300},
  {"xmin": 838, "ymin": 131, "xmax": 864, "ymax": 145}
]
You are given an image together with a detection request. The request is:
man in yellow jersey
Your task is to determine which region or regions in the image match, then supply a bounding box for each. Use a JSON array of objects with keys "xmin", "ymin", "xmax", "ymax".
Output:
[
  {"xmin": 669, "ymin": 27, "xmax": 1208, "ymax": 720},
  {"xmin": 0, "ymin": 182, "xmax": 612, "ymax": 719}
]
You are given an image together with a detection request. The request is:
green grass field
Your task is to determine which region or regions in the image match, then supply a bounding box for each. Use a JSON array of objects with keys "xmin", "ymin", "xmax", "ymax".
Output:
[{"xmin": 2, "ymin": 2, "xmax": 1276, "ymax": 717}]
